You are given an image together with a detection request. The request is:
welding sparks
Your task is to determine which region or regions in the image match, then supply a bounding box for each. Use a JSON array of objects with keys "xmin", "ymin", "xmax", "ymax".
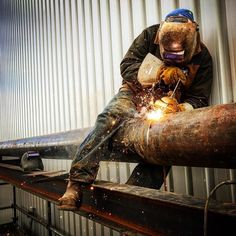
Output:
[
  {"xmin": 146, "ymin": 108, "xmax": 163, "ymax": 121},
  {"xmin": 145, "ymin": 108, "xmax": 164, "ymax": 146}
]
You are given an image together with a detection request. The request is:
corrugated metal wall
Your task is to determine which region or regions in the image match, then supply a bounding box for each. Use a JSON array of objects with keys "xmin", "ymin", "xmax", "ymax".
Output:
[{"xmin": 0, "ymin": 0, "xmax": 236, "ymax": 235}]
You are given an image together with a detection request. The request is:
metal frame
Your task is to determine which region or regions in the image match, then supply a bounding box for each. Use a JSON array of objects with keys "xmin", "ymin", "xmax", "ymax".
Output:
[
  {"xmin": 0, "ymin": 165, "xmax": 235, "ymax": 236},
  {"xmin": 0, "ymin": 182, "xmax": 64, "ymax": 236}
]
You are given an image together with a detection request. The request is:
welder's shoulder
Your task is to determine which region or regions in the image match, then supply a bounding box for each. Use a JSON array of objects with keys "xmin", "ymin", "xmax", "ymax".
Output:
[
  {"xmin": 199, "ymin": 43, "xmax": 212, "ymax": 61},
  {"xmin": 139, "ymin": 24, "xmax": 160, "ymax": 45},
  {"xmin": 142, "ymin": 24, "xmax": 160, "ymax": 36},
  {"xmin": 192, "ymin": 43, "xmax": 212, "ymax": 65}
]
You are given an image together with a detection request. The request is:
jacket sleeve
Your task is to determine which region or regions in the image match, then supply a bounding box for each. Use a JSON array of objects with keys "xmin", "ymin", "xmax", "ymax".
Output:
[
  {"xmin": 120, "ymin": 27, "xmax": 156, "ymax": 93},
  {"xmin": 182, "ymin": 46, "xmax": 213, "ymax": 108}
]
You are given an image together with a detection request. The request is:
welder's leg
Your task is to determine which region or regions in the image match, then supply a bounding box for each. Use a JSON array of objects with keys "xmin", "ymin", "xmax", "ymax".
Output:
[
  {"xmin": 58, "ymin": 91, "xmax": 136, "ymax": 210},
  {"xmin": 126, "ymin": 163, "xmax": 171, "ymax": 190},
  {"xmin": 70, "ymin": 90, "xmax": 136, "ymax": 183}
]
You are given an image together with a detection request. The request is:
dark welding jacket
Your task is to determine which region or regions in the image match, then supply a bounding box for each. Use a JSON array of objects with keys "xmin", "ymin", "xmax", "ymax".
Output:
[{"xmin": 120, "ymin": 24, "xmax": 213, "ymax": 108}]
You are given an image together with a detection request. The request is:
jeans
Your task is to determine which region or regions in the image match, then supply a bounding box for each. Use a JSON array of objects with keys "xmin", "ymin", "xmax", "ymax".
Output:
[{"xmin": 69, "ymin": 90, "xmax": 170, "ymax": 189}]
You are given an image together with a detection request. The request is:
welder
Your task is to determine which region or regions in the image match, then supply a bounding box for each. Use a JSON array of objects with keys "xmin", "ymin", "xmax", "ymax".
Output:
[{"xmin": 58, "ymin": 8, "xmax": 213, "ymax": 210}]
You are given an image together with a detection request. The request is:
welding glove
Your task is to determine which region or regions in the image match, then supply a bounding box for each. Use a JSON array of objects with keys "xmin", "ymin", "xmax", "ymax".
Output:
[
  {"xmin": 156, "ymin": 65, "xmax": 187, "ymax": 86},
  {"xmin": 154, "ymin": 96, "xmax": 180, "ymax": 114},
  {"xmin": 154, "ymin": 97, "xmax": 194, "ymax": 114},
  {"xmin": 178, "ymin": 102, "xmax": 194, "ymax": 111}
]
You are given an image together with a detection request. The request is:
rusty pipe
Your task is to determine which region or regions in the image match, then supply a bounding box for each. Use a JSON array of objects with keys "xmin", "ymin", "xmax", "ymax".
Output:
[
  {"xmin": 1, "ymin": 103, "xmax": 236, "ymax": 168},
  {"xmin": 113, "ymin": 103, "xmax": 236, "ymax": 168}
]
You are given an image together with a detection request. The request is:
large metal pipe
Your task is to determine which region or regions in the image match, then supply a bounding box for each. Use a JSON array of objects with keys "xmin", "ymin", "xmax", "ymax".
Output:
[
  {"xmin": 113, "ymin": 102, "xmax": 236, "ymax": 168},
  {"xmin": 0, "ymin": 103, "xmax": 236, "ymax": 168},
  {"xmin": 0, "ymin": 128, "xmax": 91, "ymax": 159}
]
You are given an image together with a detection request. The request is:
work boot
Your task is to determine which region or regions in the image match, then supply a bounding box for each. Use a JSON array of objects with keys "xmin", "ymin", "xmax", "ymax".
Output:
[{"xmin": 58, "ymin": 180, "xmax": 82, "ymax": 211}]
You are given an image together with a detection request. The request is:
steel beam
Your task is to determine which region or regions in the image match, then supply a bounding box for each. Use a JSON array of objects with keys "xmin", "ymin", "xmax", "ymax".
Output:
[{"xmin": 0, "ymin": 166, "xmax": 235, "ymax": 236}]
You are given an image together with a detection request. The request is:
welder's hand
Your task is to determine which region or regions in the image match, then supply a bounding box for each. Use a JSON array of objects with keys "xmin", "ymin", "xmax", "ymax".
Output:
[
  {"xmin": 177, "ymin": 102, "xmax": 194, "ymax": 112},
  {"xmin": 154, "ymin": 97, "xmax": 180, "ymax": 114},
  {"xmin": 156, "ymin": 65, "xmax": 187, "ymax": 85}
]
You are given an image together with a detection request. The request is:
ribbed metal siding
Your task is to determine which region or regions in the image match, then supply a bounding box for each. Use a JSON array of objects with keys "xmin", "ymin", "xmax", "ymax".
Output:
[
  {"xmin": 0, "ymin": 0, "xmax": 236, "ymax": 234},
  {"xmin": 0, "ymin": 183, "xmax": 13, "ymax": 224},
  {"xmin": 0, "ymin": 0, "xmax": 235, "ymax": 135}
]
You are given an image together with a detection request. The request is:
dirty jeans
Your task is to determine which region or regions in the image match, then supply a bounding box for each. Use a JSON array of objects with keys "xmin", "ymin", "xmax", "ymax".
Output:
[{"xmin": 69, "ymin": 90, "xmax": 170, "ymax": 189}]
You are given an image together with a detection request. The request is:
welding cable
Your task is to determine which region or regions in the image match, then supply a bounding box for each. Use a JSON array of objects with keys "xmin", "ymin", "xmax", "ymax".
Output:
[
  {"xmin": 170, "ymin": 79, "xmax": 181, "ymax": 98},
  {"xmin": 203, "ymin": 180, "xmax": 236, "ymax": 236}
]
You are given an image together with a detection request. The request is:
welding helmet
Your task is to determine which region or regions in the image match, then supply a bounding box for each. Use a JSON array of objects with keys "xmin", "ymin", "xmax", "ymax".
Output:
[{"xmin": 155, "ymin": 8, "xmax": 200, "ymax": 65}]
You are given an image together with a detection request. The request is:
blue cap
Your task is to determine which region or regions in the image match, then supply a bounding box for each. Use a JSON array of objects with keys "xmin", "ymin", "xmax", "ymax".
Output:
[{"xmin": 165, "ymin": 8, "xmax": 194, "ymax": 21}]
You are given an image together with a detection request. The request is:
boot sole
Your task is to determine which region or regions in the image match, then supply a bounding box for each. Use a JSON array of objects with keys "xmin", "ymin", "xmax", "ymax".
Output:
[{"xmin": 57, "ymin": 204, "xmax": 78, "ymax": 211}]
